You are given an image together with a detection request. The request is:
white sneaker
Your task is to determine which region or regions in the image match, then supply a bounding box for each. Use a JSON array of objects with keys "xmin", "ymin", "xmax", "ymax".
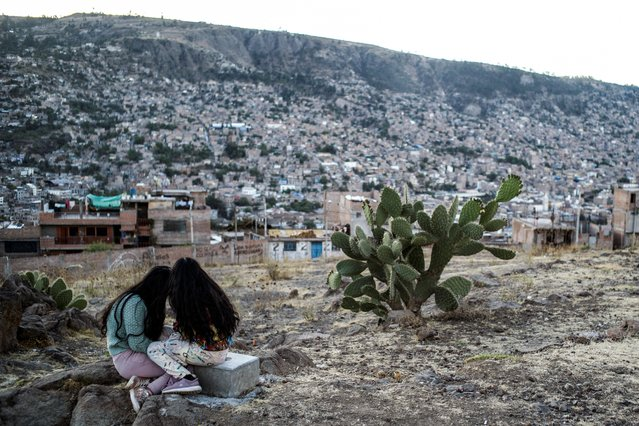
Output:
[{"xmin": 129, "ymin": 386, "xmax": 152, "ymax": 413}]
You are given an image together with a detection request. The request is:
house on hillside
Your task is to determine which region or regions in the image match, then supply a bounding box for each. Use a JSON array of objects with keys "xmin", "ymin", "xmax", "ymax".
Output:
[
  {"xmin": 612, "ymin": 185, "xmax": 639, "ymax": 249},
  {"xmin": 324, "ymin": 190, "xmax": 380, "ymax": 235},
  {"xmin": 266, "ymin": 229, "xmax": 334, "ymax": 261},
  {"xmin": 512, "ymin": 218, "xmax": 575, "ymax": 250},
  {"xmin": 121, "ymin": 189, "xmax": 210, "ymax": 247},
  {"xmin": 40, "ymin": 195, "xmax": 134, "ymax": 253},
  {"xmin": 0, "ymin": 225, "xmax": 40, "ymax": 257},
  {"xmin": 38, "ymin": 189, "xmax": 210, "ymax": 253}
]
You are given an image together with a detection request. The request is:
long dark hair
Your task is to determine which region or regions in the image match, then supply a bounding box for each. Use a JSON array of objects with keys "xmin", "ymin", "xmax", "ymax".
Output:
[
  {"xmin": 169, "ymin": 257, "xmax": 239, "ymax": 344},
  {"xmin": 100, "ymin": 265, "xmax": 171, "ymax": 341}
]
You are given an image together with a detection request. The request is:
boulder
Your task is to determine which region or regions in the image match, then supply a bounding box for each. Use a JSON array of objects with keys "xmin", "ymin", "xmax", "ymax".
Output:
[
  {"xmin": 2, "ymin": 274, "xmax": 56, "ymax": 310},
  {"xmin": 18, "ymin": 314, "xmax": 54, "ymax": 347},
  {"xmin": 133, "ymin": 394, "xmax": 217, "ymax": 426},
  {"xmin": 606, "ymin": 319, "xmax": 639, "ymax": 341},
  {"xmin": 259, "ymin": 347, "xmax": 314, "ymax": 376},
  {"xmin": 0, "ymin": 387, "xmax": 73, "ymax": 426},
  {"xmin": 70, "ymin": 384, "xmax": 135, "ymax": 426},
  {"xmin": 23, "ymin": 302, "xmax": 55, "ymax": 316},
  {"xmin": 30, "ymin": 360, "xmax": 122, "ymax": 391},
  {"xmin": 0, "ymin": 290, "xmax": 22, "ymax": 353},
  {"xmin": 43, "ymin": 308, "xmax": 100, "ymax": 337},
  {"xmin": 43, "ymin": 347, "xmax": 79, "ymax": 367}
]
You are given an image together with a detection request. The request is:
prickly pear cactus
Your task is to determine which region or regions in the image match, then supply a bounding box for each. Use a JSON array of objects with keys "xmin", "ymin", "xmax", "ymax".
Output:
[
  {"xmin": 327, "ymin": 175, "xmax": 522, "ymax": 319},
  {"xmin": 19, "ymin": 271, "xmax": 87, "ymax": 311}
]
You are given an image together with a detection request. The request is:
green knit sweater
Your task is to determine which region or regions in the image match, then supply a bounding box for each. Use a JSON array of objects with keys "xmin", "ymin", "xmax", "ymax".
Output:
[{"xmin": 105, "ymin": 294, "xmax": 153, "ymax": 357}]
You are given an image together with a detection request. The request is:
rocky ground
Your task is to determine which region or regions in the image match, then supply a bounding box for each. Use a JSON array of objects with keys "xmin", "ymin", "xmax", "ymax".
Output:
[{"xmin": 2, "ymin": 248, "xmax": 639, "ymax": 425}]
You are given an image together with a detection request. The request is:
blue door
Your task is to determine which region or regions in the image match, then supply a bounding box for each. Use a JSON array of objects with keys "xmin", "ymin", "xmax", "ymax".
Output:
[{"xmin": 311, "ymin": 241, "xmax": 323, "ymax": 259}]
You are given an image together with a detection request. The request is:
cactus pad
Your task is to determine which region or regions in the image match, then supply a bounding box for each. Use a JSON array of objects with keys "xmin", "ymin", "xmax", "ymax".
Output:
[
  {"xmin": 434, "ymin": 276, "xmax": 472, "ymax": 311},
  {"xmin": 381, "ymin": 187, "xmax": 402, "ymax": 217},
  {"xmin": 336, "ymin": 259, "xmax": 367, "ymax": 277},
  {"xmin": 68, "ymin": 297, "xmax": 88, "ymax": 310},
  {"xmin": 49, "ymin": 277, "xmax": 67, "ymax": 297},
  {"xmin": 391, "ymin": 217, "xmax": 413, "ymax": 239},
  {"xmin": 430, "ymin": 205, "xmax": 451, "ymax": 238},
  {"xmin": 341, "ymin": 296, "xmax": 360, "ymax": 312},
  {"xmin": 484, "ymin": 246, "xmax": 516, "ymax": 260},
  {"xmin": 459, "ymin": 199, "xmax": 483, "ymax": 227},
  {"xmin": 327, "ymin": 271, "xmax": 342, "ymax": 290},
  {"xmin": 54, "ymin": 288, "xmax": 73, "ymax": 310},
  {"xmin": 344, "ymin": 275, "xmax": 375, "ymax": 297},
  {"xmin": 495, "ymin": 174, "xmax": 523, "ymax": 203},
  {"xmin": 331, "ymin": 232, "xmax": 350, "ymax": 250}
]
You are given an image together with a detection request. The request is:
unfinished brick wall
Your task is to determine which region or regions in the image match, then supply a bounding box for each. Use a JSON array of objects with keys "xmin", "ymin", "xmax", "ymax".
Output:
[{"xmin": 3, "ymin": 240, "xmax": 265, "ymax": 278}]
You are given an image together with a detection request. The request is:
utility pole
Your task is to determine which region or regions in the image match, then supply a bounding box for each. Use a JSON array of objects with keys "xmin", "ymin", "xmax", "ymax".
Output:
[
  {"xmin": 575, "ymin": 187, "xmax": 581, "ymax": 246},
  {"xmin": 233, "ymin": 205, "xmax": 238, "ymax": 264},
  {"xmin": 632, "ymin": 200, "xmax": 637, "ymax": 249},
  {"xmin": 263, "ymin": 196, "xmax": 267, "ymax": 238},
  {"xmin": 323, "ymin": 190, "xmax": 328, "ymax": 260},
  {"xmin": 189, "ymin": 201, "xmax": 195, "ymax": 257}
]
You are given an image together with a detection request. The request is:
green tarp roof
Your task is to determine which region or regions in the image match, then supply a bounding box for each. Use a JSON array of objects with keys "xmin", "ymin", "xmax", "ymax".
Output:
[{"xmin": 86, "ymin": 194, "xmax": 122, "ymax": 209}]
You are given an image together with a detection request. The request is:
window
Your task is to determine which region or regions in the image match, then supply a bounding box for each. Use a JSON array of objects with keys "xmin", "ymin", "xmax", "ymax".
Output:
[
  {"xmin": 163, "ymin": 219, "xmax": 187, "ymax": 232},
  {"xmin": 175, "ymin": 199, "xmax": 193, "ymax": 210},
  {"xmin": 86, "ymin": 227, "xmax": 96, "ymax": 236},
  {"xmin": 283, "ymin": 241, "xmax": 297, "ymax": 251},
  {"xmin": 631, "ymin": 193, "xmax": 636, "ymax": 205},
  {"xmin": 69, "ymin": 227, "xmax": 79, "ymax": 237},
  {"xmin": 96, "ymin": 227, "xmax": 108, "ymax": 237},
  {"xmin": 5, "ymin": 241, "xmax": 38, "ymax": 253}
]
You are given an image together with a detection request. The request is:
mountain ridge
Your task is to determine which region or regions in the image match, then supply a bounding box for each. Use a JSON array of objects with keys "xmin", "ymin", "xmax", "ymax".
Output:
[{"xmin": 5, "ymin": 14, "xmax": 628, "ymax": 95}]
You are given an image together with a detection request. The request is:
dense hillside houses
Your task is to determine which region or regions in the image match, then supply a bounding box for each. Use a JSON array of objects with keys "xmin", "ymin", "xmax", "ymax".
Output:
[{"xmin": 1, "ymin": 14, "xmax": 638, "ymax": 255}]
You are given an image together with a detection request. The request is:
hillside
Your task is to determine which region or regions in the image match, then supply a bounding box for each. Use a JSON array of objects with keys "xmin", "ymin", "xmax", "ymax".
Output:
[
  {"xmin": 1, "ymin": 249, "xmax": 639, "ymax": 424},
  {"xmin": 1, "ymin": 14, "xmax": 638, "ymax": 202}
]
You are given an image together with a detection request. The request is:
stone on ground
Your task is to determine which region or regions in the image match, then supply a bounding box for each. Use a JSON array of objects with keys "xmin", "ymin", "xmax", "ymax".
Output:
[
  {"xmin": 0, "ymin": 387, "xmax": 73, "ymax": 426},
  {"xmin": 70, "ymin": 384, "xmax": 135, "ymax": 426},
  {"xmin": 193, "ymin": 352, "xmax": 259, "ymax": 398}
]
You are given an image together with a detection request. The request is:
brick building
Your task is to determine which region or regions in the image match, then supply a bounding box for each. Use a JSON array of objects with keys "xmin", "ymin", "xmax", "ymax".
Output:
[
  {"xmin": 37, "ymin": 189, "xmax": 210, "ymax": 254},
  {"xmin": 612, "ymin": 185, "xmax": 639, "ymax": 249}
]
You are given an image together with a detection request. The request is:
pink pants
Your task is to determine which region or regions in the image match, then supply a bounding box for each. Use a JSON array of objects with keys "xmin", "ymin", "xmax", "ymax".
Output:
[{"xmin": 112, "ymin": 350, "xmax": 172, "ymax": 395}]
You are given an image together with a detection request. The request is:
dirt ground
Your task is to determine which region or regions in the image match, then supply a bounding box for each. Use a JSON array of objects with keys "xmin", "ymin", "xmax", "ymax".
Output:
[{"xmin": 4, "ymin": 248, "xmax": 639, "ymax": 425}]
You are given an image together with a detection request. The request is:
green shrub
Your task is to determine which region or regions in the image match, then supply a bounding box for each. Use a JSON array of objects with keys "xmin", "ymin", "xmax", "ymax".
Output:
[{"xmin": 86, "ymin": 242, "xmax": 111, "ymax": 252}]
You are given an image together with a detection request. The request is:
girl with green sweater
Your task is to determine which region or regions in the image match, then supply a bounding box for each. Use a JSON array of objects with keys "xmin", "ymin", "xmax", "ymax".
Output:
[{"xmin": 101, "ymin": 266, "xmax": 171, "ymax": 412}]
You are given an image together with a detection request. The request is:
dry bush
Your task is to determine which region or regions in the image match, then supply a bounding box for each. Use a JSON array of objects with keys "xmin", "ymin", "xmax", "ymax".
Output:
[{"xmin": 265, "ymin": 262, "xmax": 291, "ymax": 281}]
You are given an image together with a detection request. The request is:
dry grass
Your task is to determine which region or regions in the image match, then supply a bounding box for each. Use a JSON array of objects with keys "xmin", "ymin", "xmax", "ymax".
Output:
[
  {"xmin": 498, "ymin": 273, "xmax": 536, "ymax": 302},
  {"xmin": 302, "ymin": 307, "xmax": 316, "ymax": 322},
  {"xmin": 72, "ymin": 265, "xmax": 149, "ymax": 299},
  {"xmin": 432, "ymin": 307, "xmax": 492, "ymax": 322},
  {"xmin": 464, "ymin": 353, "xmax": 522, "ymax": 364}
]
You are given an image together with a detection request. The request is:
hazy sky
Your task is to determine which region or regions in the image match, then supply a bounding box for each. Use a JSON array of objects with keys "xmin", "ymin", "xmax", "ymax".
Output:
[{"xmin": 3, "ymin": 0, "xmax": 638, "ymax": 86}]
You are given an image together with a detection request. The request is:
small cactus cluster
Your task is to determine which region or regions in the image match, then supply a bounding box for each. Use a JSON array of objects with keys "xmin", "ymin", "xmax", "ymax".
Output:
[
  {"xmin": 21, "ymin": 271, "xmax": 88, "ymax": 310},
  {"xmin": 327, "ymin": 175, "xmax": 523, "ymax": 319}
]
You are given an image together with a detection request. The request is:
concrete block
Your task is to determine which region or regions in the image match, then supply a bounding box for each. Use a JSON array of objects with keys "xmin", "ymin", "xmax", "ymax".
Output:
[{"xmin": 193, "ymin": 352, "xmax": 260, "ymax": 398}]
